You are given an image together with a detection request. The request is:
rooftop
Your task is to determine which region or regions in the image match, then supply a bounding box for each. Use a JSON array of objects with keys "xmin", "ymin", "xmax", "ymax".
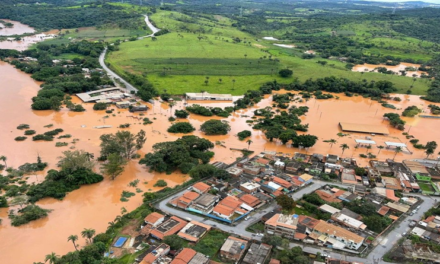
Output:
[
  {"xmin": 178, "ymin": 221, "xmax": 211, "ymax": 242},
  {"xmin": 192, "ymin": 182, "xmax": 210, "ymax": 193},
  {"xmin": 242, "ymin": 243, "xmax": 272, "ymax": 264},
  {"xmin": 314, "ymin": 220, "xmax": 364, "ymax": 244},
  {"xmin": 240, "ymin": 182, "xmax": 261, "ymax": 190},
  {"xmin": 76, "ymin": 87, "xmax": 127, "ymax": 102},
  {"xmin": 186, "ymin": 92, "xmax": 233, "ymax": 100},
  {"xmin": 220, "ymin": 236, "xmax": 248, "ymax": 255},
  {"xmin": 170, "ymin": 248, "xmax": 197, "ymax": 264},
  {"xmin": 193, "ymin": 193, "xmax": 218, "ymax": 207},
  {"xmin": 339, "ymin": 122, "xmax": 389, "ymax": 135},
  {"xmin": 385, "ymin": 202, "xmax": 410, "ymax": 213},
  {"xmin": 144, "ymin": 212, "xmax": 164, "ymax": 224},
  {"xmin": 150, "ymin": 216, "xmax": 187, "ymax": 240},
  {"xmin": 266, "ymin": 214, "xmax": 299, "ymax": 230}
]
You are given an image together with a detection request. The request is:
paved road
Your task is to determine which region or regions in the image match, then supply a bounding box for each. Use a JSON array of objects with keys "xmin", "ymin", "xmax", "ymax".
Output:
[
  {"xmin": 156, "ymin": 181, "xmax": 328, "ymax": 241},
  {"xmin": 98, "ymin": 14, "xmax": 160, "ymax": 92},
  {"xmin": 99, "ymin": 48, "xmax": 137, "ymax": 93}
]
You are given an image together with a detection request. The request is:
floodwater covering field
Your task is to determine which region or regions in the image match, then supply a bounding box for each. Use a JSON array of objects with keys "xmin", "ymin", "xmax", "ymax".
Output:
[
  {"xmin": 1, "ymin": 59, "xmax": 440, "ymax": 263},
  {"xmin": 0, "ymin": 19, "xmax": 57, "ymax": 51},
  {"xmin": 352, "ymin": 62, "xmax": 428, "ymax": 78},
  {"xmin": 0, "ymin": 19, "xmax": 35, "ymax": 36}
]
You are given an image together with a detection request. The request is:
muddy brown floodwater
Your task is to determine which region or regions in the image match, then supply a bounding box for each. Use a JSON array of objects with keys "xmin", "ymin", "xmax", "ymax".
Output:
[
  {"xmin": 1, "ymin": 61, "xmax": 440, "ymax": 264},
  {"xmin": 0, "ymin": 20, "xmax": 58, "ymax": 51},
  {"xmin": 0, "ymin": 19, "xmax": 35, "ymax": 36},
  {"xmin": 352, "ymin": 62, "xmax": 428, "ymax": 77}
]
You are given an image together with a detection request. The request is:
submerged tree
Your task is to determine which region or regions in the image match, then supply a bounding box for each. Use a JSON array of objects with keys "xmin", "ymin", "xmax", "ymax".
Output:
[
  {"xmin": 81, "ymin": 228, "xmax": 96, "ymax": 244},
  {"xmin": 340, "ymin": 144, "xmax": 349, "ymax": 156},
  {"xmin": 67, "ymin": 235, "xmax": 79, "ymax": 251},
  {"xmin": 99, "ymin": 130, "xmax": 146, "ymax": 160},
  {"xmin": 58, "ymin": 150, "xmax": 95, "ymax": 173},
  {"xmin": 100, "ymin": 153, "xmax": 127, "ymax": 180}
]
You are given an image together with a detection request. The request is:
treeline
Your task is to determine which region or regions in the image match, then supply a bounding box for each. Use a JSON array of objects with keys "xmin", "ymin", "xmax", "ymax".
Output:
[{"xmin": 0, "ymin": 3, "xmax": 147, "ymax": 31}]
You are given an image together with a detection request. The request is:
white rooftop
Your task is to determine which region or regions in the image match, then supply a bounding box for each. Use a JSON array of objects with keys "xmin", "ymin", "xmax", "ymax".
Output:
[
  {"xmin": 268, "ymin": 182, "xmax": 282, "ymax": 190},
  {"xmin": 240, "ymin": 182, "xmax": 260, "ymax": 190},
  {"xmin": 355, "ymin": 139, "xmax": 376, "ymax": 144},
  {"xmin": 385, "ymin": 142, "xmax": 407, "ymax": 147},
  {"xmin": 319, "ymin": 204, "xmax": 341, "ymax": 215}
]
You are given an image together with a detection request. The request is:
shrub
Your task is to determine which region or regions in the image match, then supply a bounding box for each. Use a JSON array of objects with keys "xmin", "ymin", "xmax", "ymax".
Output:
[
  {"xmin": 154, "ymin": 179, "xmax": 167, "ymax": 187},
  {"xmin": 143, "ymin": 118, "xmax": 153, "ymax": 125},
  {"xmin": 9, "ymin": 205, "xmax": 50, "ymax": 226},
  {"xmin": 279, "ymin": 68, "xmax": 293, "ymax": 78},
  {"xmin": 237, "ymin": 130, "xmax": 252, "ymax": 140},
  {"xmin": 15, "ymin": 136, "xmax": 27, "ymax": 141},
  {"xmin": 93, "ymin": 102, "xmax": 108, "ymax": 110},
  {"xmin": 168, "ymin": 117, "xmax": 176, "ymax": 122},
  {"xmin": 119, "ymin": 123, "xmax": 130, "ymax": 128},
  {"xmin": 17, "ymin": 124, "xmax": 30, "ymax": 130},
  {"xmin": 24, "ymin": 130, "xmax": 36, "ymax": 135},
  {"xmin": 32, "ymin": 134, "xmax": 54, "ymax": 141},
  {"xmin": 175, "ymin": 110, "xmax": 189, "ymax": 118},
  {"xmin": 44, "ymin": 129, "xmax": 64, "ymax": 136},
  {"xmin": 58, "ymin": 134, "xmax": 72, "ymax": 139},
  {"xmin": 200, "ymin": 120, "xmax": 231, "ymax": 135},
  {"xmin": 167, "ymin": 122, "xmax": 195, "ymax": 133},
  {"xmin": 55, "ymin": 142, "xmax": 68, "ymax": 147}
]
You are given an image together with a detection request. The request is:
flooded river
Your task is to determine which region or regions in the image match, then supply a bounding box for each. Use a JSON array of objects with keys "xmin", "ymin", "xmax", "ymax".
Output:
[
  {"xmin": 0, "ymin": 19, "xmax": 35, "ymax": 36},
  {"xmin": 0, "ymin": 20, "xmax": 57, "ymax": 51},
  {"xmin": 352, "ymin": 62, "xmax": 428, "ymax": 78},
  {"xmin": 0, "ymin": 60, "xmax": 440, "ymax": 263}
]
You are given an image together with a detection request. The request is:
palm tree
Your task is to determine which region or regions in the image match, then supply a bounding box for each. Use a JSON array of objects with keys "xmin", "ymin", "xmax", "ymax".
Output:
[
  {"xmin": 45, "ymin": 252, "xmax": 58, "ymax": 264},
  {"xmin": 0, "ymin": 156, "xmax": 7, "ymax": 169},
  {"xmin": 393, "ymin": 146, "xmax": 402, "ymax": 160},
  {"xmin": 67, "ymin": 235, "xmax": 79, "ymax": 251},
  {"xmin": 246, "ymin": 139, "xmax": 253, "ymax": 150},
  {"xmin": 81, "ymin": 228, "xmax": 96, "ymax": 244},
  {"xmin": 326, "ymin": 139, "xmax": 337, "ymax": 148},
  {"xmin": 108, "ymin": 221, "xmax": 116, "ymax": 231},
  {"xmin": 340, "ymin": 144, "xmax": 349, "ymax": 156},
  {"xmin": 377, "ymin": 145, "xmax": 385, "ymax": 154},
  {"xmin": 366, "ymin": 145, "xmax": 372, "ymax": 153}
]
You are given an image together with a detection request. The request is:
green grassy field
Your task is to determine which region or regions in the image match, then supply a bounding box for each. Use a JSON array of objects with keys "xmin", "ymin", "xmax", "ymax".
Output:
[{"xmin": 107, "ymin": 9, "xmax": 431, "ymax": 95}]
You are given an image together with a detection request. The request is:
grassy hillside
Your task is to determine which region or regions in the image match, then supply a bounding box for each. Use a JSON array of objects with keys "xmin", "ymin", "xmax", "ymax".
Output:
[{"xmin": 107, "ymin": 9, "xmax": 431, "ymax": 95}]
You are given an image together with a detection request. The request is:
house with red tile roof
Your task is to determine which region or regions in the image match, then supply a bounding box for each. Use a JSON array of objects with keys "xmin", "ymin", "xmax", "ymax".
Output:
[
  {"xmin": 191, "ymin": 182, "xmax": 211, "ymax": 194},
  {"xmin": 144, "ymin": 212, "xmax": 165, "ymax": 227},
  {"xmin": 170, "ymin": 248, "xmax": 196, "ymax": 264},
  {"xmin": 239, "ymin": 194, "xmax": 261, "ymax": 208},
  {"xmin": 149, "ymin": 216, "xmax": 188, "ymax": 240},
  {"xmin": 315, "ymin": 190, "xmax": 342, "ymax": 203},
  {"xmin": 169, "ymin": 192, "xmax": 200, "ymax": 209},
  {"xmin": 213, "ymin": 196, "xmax": 248, "ymax": 220},
  {"xmin": 141, "ymin": 244, "xmax": 170, "ymax": 264},
  {"xmin": 272, "ymin": 176, "xmax": 293, "ymax": 189}
]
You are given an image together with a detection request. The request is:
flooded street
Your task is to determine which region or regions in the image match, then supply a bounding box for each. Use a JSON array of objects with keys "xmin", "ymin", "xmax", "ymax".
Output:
[
  {"xmin": 352, "ymin": 62, "xmax": 428, "ymax": 77},
  {"xmin": 0, "ymin": 60, "xmax": 440, "ymax": 263}
]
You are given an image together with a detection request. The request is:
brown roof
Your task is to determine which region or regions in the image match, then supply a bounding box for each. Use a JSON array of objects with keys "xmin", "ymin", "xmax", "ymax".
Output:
[
  {"xmin": 272, "ymin": 176, "xmax": 293, "ymax": 188},
  {"xmin": 213, "ymin": 204, "xmax": 235, "ymax": 216},
  {"xmin": 313, "ymin": 220, "xmax": 364, "ymax": 243},
  {"xmin": 193, "ymin": 182, "xmax": 210, "ymax": 193},
  {"xmin": 150, "ymin": 216, "xmax": 188, "ymax": 240},
  {"xmin": 294, "ymin": 233, "xmax": 307, "ymax": 240},
  {"xmin": 144, "ymin": 212, "xmax": 164, "ymax": 224},
  {"xmin": 170, "ymin": 248, "xmax": 197, "ymax": 264},
  {"xmin": 290, "ymin": 176, "xmax": 303, "ymax": 186},
  {"xmin": 219, "ymin": 196, "xmax": 242, "ymax": 209},
  {"xmin": 239, "ymin": 194, "xmax": 260, "ymax": 207},
  {"xmin": 315, "ymin": 190, "xmax": 341, "ymax": 203},
  {"xmin": 377, "ymin": 206, "xmax": 390, "ymax": 216},
  {"xmin": 386, "ymin": 189, "xmax": 400, "ymax": 202},
  {"xmin": 256, "ymin": 158, "xmax": 270, "ymax": 165},
  {"xmin": 339, "ymin": 122, "xmax": 389, "ymax": 135},
  {"xmin": 298, "ymin": 215, "xmax": 320, "ymax": 229}
]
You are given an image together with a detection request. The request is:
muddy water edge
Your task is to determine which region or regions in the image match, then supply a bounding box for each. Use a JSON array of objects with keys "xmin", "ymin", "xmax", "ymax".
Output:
[{"xmin": 1, "ymin": 60, "xmax": 440, "ymax": 263}]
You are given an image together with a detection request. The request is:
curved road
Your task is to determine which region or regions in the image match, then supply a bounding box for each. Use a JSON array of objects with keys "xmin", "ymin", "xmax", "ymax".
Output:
[{"xmin": 99, "ymin": 15, "xmax": 160, "ymax": 92}]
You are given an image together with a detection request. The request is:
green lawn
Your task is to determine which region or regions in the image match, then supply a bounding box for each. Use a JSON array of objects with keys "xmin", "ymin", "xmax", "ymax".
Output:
[
  {"xmin": 419, "ymin": 182, "xmax": 435, "ymax": 193},
  {"xmin": 190, "ymin": 229, "xmax": 229, "ymax": 262},
  {"xmin": 246, "ymin": 222, "xmax": 265, "ymax": 233},
  {"xmin": 106, "ymin": 9, "xmax": 431, "ymax": 96}
]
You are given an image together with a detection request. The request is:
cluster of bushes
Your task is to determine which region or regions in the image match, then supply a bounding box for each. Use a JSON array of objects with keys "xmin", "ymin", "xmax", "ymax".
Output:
[
  {"xmin": 9, "ymin": 205, "xmax": 50, "ymax": 227},
  {"xmin": 17, "ymin": 124, "xmax": 30, "ymax": 130},
  {"xmin": 175, "ymin": 110, "xmax": 189, "ymax": 118},
  {"xmin": 185, "ymin": 104, "xmax": 233, "ymax": 117},
  {"xmin": 26, "ymin": 168, "xmax": 103, "ymax": 203},
  {"xmin": 200, "ymin": 120, "xmax": 231, "ymax": 135},
  {"xmin": 119, "ymin": 123, "xmax": 130, "ymax": 128},
  {"xmin": 428, "ymin": 104, "xmax": 440, "ymax": 115},
  {"xmin": 383, "ymin": 113, "xmax": 405, "ymax": 130},
  {"xmin": 14, "ymin": 137, "xmax": 27, "ymax": 141},
  {"xmin": 402, "ymin": 105, "xmax": 422, "ymax": 117},
  {"xmin": 237, "ymin": 130, "xmax": 251, "ymax": 140},
  {"xmin": 93, "ymin": 102, "xmax": 108, "ymax": 110},
  {"xmin": 167, "ymin": 122, "xmax": 195, "ymax": 133},
  {"xmin": 140, "ymin": 135, "xmax": 214, "ymax": 174}
]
